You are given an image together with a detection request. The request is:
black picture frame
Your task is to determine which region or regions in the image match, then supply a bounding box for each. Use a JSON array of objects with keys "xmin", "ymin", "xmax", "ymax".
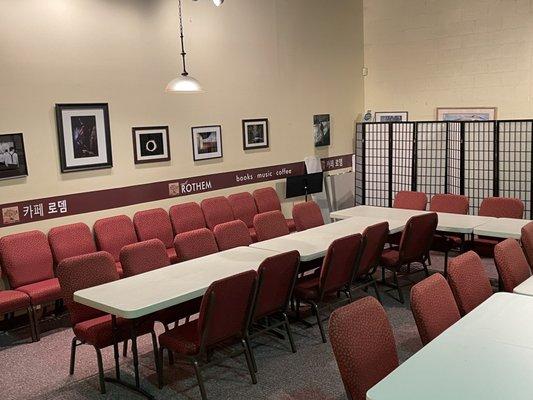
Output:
[
  {"xmin": 374, "ymin": 111, "xmax": 409, "ymax": 122},
  {"xmin": 313, "ymin": 114, "xmax": 331, "ymax": 147},
  {"xmin": 242, "ymin": 118, "xmax": 269, "ymax": 150},
  {"xmin": 191, "ymin": 125, "xmax": 223, "ymax": 161},
  {"xmin": 0, "ymin": 133, "xmax": 28, "ymax": 181},
  {"xmin": 132, "ymin": 126, "xmax": 171, "ymax": 164},
  {"xmin": 55, "ymin": 103, "xmax": 113, "ymax": 173}
]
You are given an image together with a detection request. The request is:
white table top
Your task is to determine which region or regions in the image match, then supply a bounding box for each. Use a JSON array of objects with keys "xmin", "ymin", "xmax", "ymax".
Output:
[
  {"xmin": 473, "ymin": 218, "xmax": 531, "ymax": 239},
  {"xmin": 367, "ymin": 293, "xmax": 533, "ymax": 400},
  {"xmin": 74, "ymin": 246, "xmax": 277, "ymax": 319},
  {"xmin": 513, "ymin": 275, "xmax": 533, "ymax": 297},
  {"xmin": 250, "ymin": 216, "xmax": 404, "ymax": 262}
]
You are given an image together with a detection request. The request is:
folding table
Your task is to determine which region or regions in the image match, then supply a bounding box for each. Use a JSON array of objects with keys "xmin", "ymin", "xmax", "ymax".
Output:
[{"xmin": 473, "ymin": 218, "xmax": 531, "ymax": 239}]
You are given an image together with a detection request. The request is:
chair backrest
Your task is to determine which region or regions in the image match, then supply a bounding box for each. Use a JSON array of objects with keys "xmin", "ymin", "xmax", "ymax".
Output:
[
  {"xmin": 56, "ymin": 251, "xmax": 119, "ymax": 325},
  {"xmin": 355, "ymin": 222, "xmax": 389, "ymax": 279},
  {"xmin": 494, "ymin": 238, "xmax": 532, "ymax": 292},
  {"xmin": 393, "ymin": 191, "xmax": 427, "ymax": 210},
  {"xmin": 48, "ymin": 222, "xmax": 97, "ymax": 265},
  {"xmin": 133, "ymin": 208, "xmax": 174, "ymax": 249},
  {"xmin": 228, "ymin": 192, "xmax": 258, "ymax": 228},
  {"xmin": 319, "ymin": 234, "xmax": 362, "ymax": 298},
  {"xmin": 198, "ymin": 270, "xmax": 257, "ymax": 349},
  {"xmin": 213, "ymin": 220, "xmax": 252, "ymax": 251},
  {"xmin": 0, "ymin": 230, "xmax": 54, "ymax": 288},
  {"xmin": 93, "ymin": 215, "xmax": 138, "ymax": 262},
  {"xmin": 253, "ymin": 250, "xmax": 300, "ymax": 320},
  {"xmin": 253, "ymin": 210, "xmax": 290, "ymax": 241},
  {"xmin": 253, "ymin": 187, "xmax": 281, "ymax": 213},
  {"xmin": 169, "ymin": 202, "xmax": 207, "ymax": 234},
  {"xmin": 399, "ymin": 213, "xmax": 438, "ymax": 264},
  {"xmin": 410, "ymin": 273, "xmax": 460, "ymax": 345},
  {"xmin": 521, "ymin": 221, "xmax": 533, "ymax": 269},
  {"xmin": 447, "ymin": 251, "xmax": 492, "ymax": 315},
  {"xmin": 429, "ymin": 194, "xmax": 469, "ymax": 214},
  {"xmin": 174, "ymin": 228, "xmax": 219, "ymax": 261},
  {"xmin": 292, "ymin": 200, "xmax": 324, "ymax": 231},
  {"xmin": 479, "ymin": 197, "xmax": 524, "ymax": 219},
  {"xmin": 120, "ymin": 239, "xmax": 170, "ymax": 278},
  {"xmin": 329, "ymin": 297, "xmax": 399, "ymax": 400},
  {"xmin": 201, "ymin": 196, "xmax": 235, "ymax": 230}
]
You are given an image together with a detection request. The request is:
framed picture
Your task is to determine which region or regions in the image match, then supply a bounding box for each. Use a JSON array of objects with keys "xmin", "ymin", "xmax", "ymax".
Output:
[
  {"xmin": 191, "ymin": 125, "xmax": 223, "ymax": 161},
  {"xmin": 55, "ymin": 103, "xmax": 113, "ymax": 172},
  {"xmin": 375, "ymin": 111, "xmax": 408, "ymax": 122},
  {"xmin": 242, "ymin": 118, "xmax": 269, "ymax": 150},
  {"xmin": 314, "ymin": 114, "xmax": 330, "ymax": 147},
  {"xmin": 0, "ymin": 133, "xmax": 28, "ymax": 180},
  {"xmin": 436, "ymin": 107, "xmax": 497, "ymax": 121},
  {"xmin": 132, "ymin": 126, "xmax": 170, "ymax": 164}
]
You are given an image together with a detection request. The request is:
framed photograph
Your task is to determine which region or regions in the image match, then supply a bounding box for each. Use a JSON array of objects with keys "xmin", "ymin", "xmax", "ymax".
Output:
[
  {"xmin": 0, "ymin": 133, "xmax": 28, "ymax": 181},
  {"xmin": 55, "ymin": 103, "xmax": 113, "ymax": 172},
  {"xmin": 375, "ymin": 111, "xmax": 408, "ymax": 122},
  {"xmin": 132, "ymin": 126, "xmax": 170, "ymax": 164},
  {"xmin": 314, "ymin": 114, "xmax": 330, "ymax": 147},
  {"xmin": 242, "ymin": 118, "xmax": 269, "ymax": 150},
  {"xmin": 191, "ymin": 125, "xmax": 223, "ymax": 161},
  {"xmin": 436, "ymin": 107, "xmax": 497, "ymax": 121}
]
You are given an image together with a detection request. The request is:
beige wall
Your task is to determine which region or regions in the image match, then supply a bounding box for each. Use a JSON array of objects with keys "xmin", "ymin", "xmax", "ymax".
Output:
[
  {"xmin": 0, "ymin": 0, "xmax": 364, "ymax": 236},
  {"xmin": 363, "ymin": 0, "xmax": 533, "ymax": 120}
]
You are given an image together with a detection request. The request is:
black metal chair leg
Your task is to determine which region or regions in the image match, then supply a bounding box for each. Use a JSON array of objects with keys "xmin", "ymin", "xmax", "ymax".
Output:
[
  {"xmin": 94, "ymin": 347, "xmax": 106, "ymax": 394},
  {"xmin": 311, "ymin": 302, "xmax": 327, "ymax": 343},
  {"xmin": 157, "ymin": 347, "xmax": 165, "ymax": 389},
  {"xmin": 70, "ymin": 337, "xmax": 78, "ymax": 375},
  {"xmin": 444, "ymin": 251, "xmax": 449, "ymax": 276},
  {"xmin": 131, "ymin": 334, "xmax": 140, "ymax": 388},
  {"xmin": 123, "ymin": 339, "xmax": 128, "ymax": 357},
  {"xmin": 242, "ymin": 339, "xmax": 258, "ymax": 384},
  {"xmin": 27, "ymin": 307, "xmax": 37, "ymax": 342},
  {"xmin": 32, "ymin": 306, "xmax": 41, "ymax": 341},
  {"xmin": 393, "ymin": 271, "xmax": 404, "ymax": 304},
  {"xmin": 192, "ymin": 359, "xmax": 208, "ymax": 400},
  {"xmin": 244, "ymin": 336, "xmax": 258, "ymax": 373},
  {"xmin": 111, "ymin": 316, "xmax": 121, "ymax": 380},
  {"xmin": 283, "ymin": 313, "xmax": 297, "ymax": 353},
  {"xmin": 150, "ymin": 331, "xmax": 160, "ymax": 378},
  {"xmin": 168, "ymin": 349, "xmax": 175, "ymax": 365},
  {"xmin": 423, "ymin": 261, "xmax": 430, "ymax": 277}
]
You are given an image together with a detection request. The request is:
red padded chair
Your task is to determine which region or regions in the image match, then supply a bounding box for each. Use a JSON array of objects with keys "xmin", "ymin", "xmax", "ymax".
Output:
[
  {"xmin": 247, "ymin": 251, "xmax": 300, "ymax": 370},
  {"xmin": 169, "ymin": 202, "xmax": 207, "ymax": 234},
  {"xmin": 157, "ymin": 270, "xmax": 258, "ymax": 399},
  {"xmin": 521, "ymin": 221, "xmax": 533, "ymax": 269},
  {"xmin": 48, "ymin": 222, "xmax": 97, "ymax": 265},
  {"xmin": 380, "ymin": 213, "xmax": 438, "ymax": 303},
  {"xmin": 294, "ymin": 234, "xmax": 362, "ymax": 343},
  {"xmin": 133, "ymin": 208, "xmax": 177, "ymax": 263},
  {"xmin": 447, "ymin": 251, "xmax": 492, "ymax": 315},
  {"xmin": 393, "ymin": 191, "xmax": 427, "ymax": 210},
  {"xmin": 253, "ymin": 187, "xmax": 296, "ymax": 232},
  {"xmin": 0, "ymin": 230, "xmax": 61, "ymax": 340},
  {"xmin": 213, "ymin": 220, "xmax": 252, "ymax": 251},
  {"xmin": 174, "ymin": 228, "xmax": 219, "ymax": 262},
  {"xmin": 410, "ymin": 273, "xmax": 460, "ymax": 346},
  {"xmin": 200, "ymin": 196, "xmax": 234, "ymax": 231},
  {"xmin": 228, "ymin": 192, "xmax": 258, "ymax": 241},
  {"xmin": 253, "ymin": 210, "xmax": 290, "ymax": 242},
  {"xmin": 329, "ymin": 297, "xmax": 399, "ymax": 400},
  {"xmin": 0, "ymin": 290, "xmax": 36, "ymax": 341},
  {"xmin": 56, "ymin": 252, "xmax": 157, "ymax": 394},
  {"xmin": 93, "ymin": 215, "xmax": 138, "ymax": 277},
  {"xmin": 292, "ymin": 200, "xmax": 324, "ymax": 231},
  {"xmin": 494, "ymin": 238, "xmax": 531, "ymax": 292}
]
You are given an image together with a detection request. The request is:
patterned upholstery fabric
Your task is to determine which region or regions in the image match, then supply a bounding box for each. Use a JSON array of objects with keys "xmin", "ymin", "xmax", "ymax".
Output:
[
  {"xmin": 158, "ymin": 319, "xmax": 200, "ymax": 355},
  {"xmin": 228, "ymin": 192, "xmax": 258, "ymax": 228},
  {"xmin": 429, "ymin": 194, "xmax": 469, "ymax": 214},
  {"xmin": 253, "ymin": 187, "xmax": 296, "ymax": 232},
  {"xmin": 173, "ymin": 228, "xmax": 219, "ymax": 262},
  {"xmin": 93, "ymin": 215, "xmax": 138, "ymax": 262},
  {"xmin": 16, "ymin": 278, "xmax": 61, "ymax": 306},
  {"xmin": 0, "ymin": 290, "xmax": 30, "ymax": 314},
  {"xmin": 0, "ymin": 230, "xmax": 55, "ymax": 288},
  {"xmin": 478, "ymin": 197, "xmax": 524, "ymax": 218},
  {"xmin": 393, "ymin": 191, "xmax": 427, "ymax": 210},
  {"xmin": 169, "ymin": 202, "xmax": 207, "ymax": 234},
  {"xmin": 249, "ymin": 227, "xmax": 258, "ymax": 242},
  {"xmin": 133, "ymin": 208, "xmax": 174, "ymax": 249},
  {"xmin": 521, "ymin": 221, "xmax": 533, "ymax": 269},
  {"xmin": 200, "ymin": 196, "xmax": 235, "ymax": 230},
  {"xmin": 355, "ymin": 222, "xmax": 389, "ymax": 279},
  {"xmin": 410, "ymin": 273, "xmax": 460, "ymax": 345},
  {"xmin": 48, "ymin": 223, "xmax": 97, "ymax": 265},
  {"xmin": 398, "ymin": 213, "xmax": 438, "ymax": 264},
  {"xmin": 447, "ymin": 251, "xmax": 493, "ymax": 315},
  {"xmin": 166, "ymin": 247, "xmax": 178, "ymax": 264},
  {"xmin": 292, "ymin": 201, "xmax": 324, "ymax": 231},
  {"xmin": 120, "ymin": 239, "xmax": 170, "ymax": 278},
  {"xmin": 253, "ymin": 211, "xmax": 290, "ymax": 241},
  {"xmin": 494, "ymin": 238, "xmax": 532, "ymax": 292},
  {"xmin": 329, "ymin": 297, "xmax": 399, "ymax": 400},
  {"xmin": 213, "ymin": 220, "xmax": 252, "ymax": 251}
]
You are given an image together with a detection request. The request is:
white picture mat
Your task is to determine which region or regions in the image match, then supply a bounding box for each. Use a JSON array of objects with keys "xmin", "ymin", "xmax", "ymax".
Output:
[
  {"xmin": 135, "ymin": 129, "xmax": 169, "ymax": 160},
  {"xmin": 375, "ymin": 111, "xmax": 408, "ymax": 122},
  {"xmin": 244, "ymin": 121, "xmax": 267, "ymax": 147},
  {"xmin": 192, "ymin": 126, "xmax": 222, "ymax": 160}
]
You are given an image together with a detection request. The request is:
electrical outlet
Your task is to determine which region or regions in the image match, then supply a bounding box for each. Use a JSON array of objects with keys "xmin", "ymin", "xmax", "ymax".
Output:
[{"xmin": 362, "ymin": 67, "xmax": 368, "ymax": 76}]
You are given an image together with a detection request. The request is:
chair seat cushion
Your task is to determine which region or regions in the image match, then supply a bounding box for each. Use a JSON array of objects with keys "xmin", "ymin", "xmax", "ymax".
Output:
[
  {"xmin": 249, "ymin": 227, "xmax": 258, "ymax": 242},
  {"xmin": 286, "ymin": 219, "xmax": 296, "ymax": 232},
  {"xmin": 473, "ymin": 237, "xmax": 501, "ymax": 258},
  {"xmin": 294, "ymin": 276, "xmax": 320, "ymax": 300},
  {"xmin": 158, "ymin": 320, "xmax": 200, "ymax": 355},
  {"xmin": 166, "ymin": 247, "xmax": 178, "ymax": 264},
  {"xmin": 0, "ymin": 290, "xmax": 30, "ymax": 314},
  {"xmin": 156, "ymin": 297, "xmax": 202, "ymax": 326},
  {"xmin": 16, "ymin": 278, "xmax": 62, "ymax": 305},
  {"xmin": 432, "ymin": 234, "xmax": 462, "ymax": 252},
  {"xmin": 380, "ymin": 249, "xmax": 400, "ymax": 268}
]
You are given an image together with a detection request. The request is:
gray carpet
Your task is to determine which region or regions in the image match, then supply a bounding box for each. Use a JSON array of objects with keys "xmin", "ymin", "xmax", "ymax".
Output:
[{"xmin": 0, "ymin": 252, "xmax": 497, "ymax": 400}]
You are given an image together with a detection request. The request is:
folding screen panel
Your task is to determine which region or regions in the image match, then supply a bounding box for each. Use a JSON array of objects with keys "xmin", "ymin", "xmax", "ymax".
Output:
[
  {"xmin": 446, "ymin": 122, "xmax": 462, "ymax": 195},
  {"xmin": 354, "ymin": 123, "xmax": 364, "ymax": 206},
  {"xmin": 363, "ymin": 123, "xmax": 389, "ymax": 207},
  {"xmin": 391, "ymin": 123, "xmax": 415, "ymax": 203},
  {"xmin": 417, "ymin": 122, "xmax": 447, "ymax": 200}
]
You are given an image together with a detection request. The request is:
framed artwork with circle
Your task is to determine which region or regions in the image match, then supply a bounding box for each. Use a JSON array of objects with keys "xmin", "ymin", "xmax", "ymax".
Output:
[
  {"xmin": 191, "ymin": 125, "xmax": 223, "ymax": 161},
  {"xmin": 242, "ymin": 118, "xmax": 269, "ymax": 150},
  {"xmin": 132, "ymin": 126, "xmax": 171, "ymax": 164}
]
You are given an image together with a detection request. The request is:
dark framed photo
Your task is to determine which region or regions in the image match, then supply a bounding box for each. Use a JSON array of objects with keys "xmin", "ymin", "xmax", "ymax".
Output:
[
  {"xmin": 0, "ymin": 133, "xmax": 28, "ymax": 180},
  {"xmin": 374, "ymin": 111, "xmax": 409, "ymax": 122},
  {"xmin": 132, "ymin": 126, "xmax": 170, "ymax": 164},
  {"xmin": 55, "ymin": 103, "xmax": 113, "ymax": 172},
  {"xmin": 242, "ymin": 118, "xmax": 269, "ymax": 150},
  {"xmin": 313, "ymin": 114, "xmax": 330, "ymax": 147},
  {"xmin": 191, "ymin": 125, "xmax": 223, "ymax": 161}
]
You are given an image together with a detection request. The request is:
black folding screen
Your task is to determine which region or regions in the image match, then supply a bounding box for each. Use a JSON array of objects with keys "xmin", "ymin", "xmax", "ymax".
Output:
[{"xmin": 355, "ymin": 120, "xmax": 533, "ymax": 218}]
